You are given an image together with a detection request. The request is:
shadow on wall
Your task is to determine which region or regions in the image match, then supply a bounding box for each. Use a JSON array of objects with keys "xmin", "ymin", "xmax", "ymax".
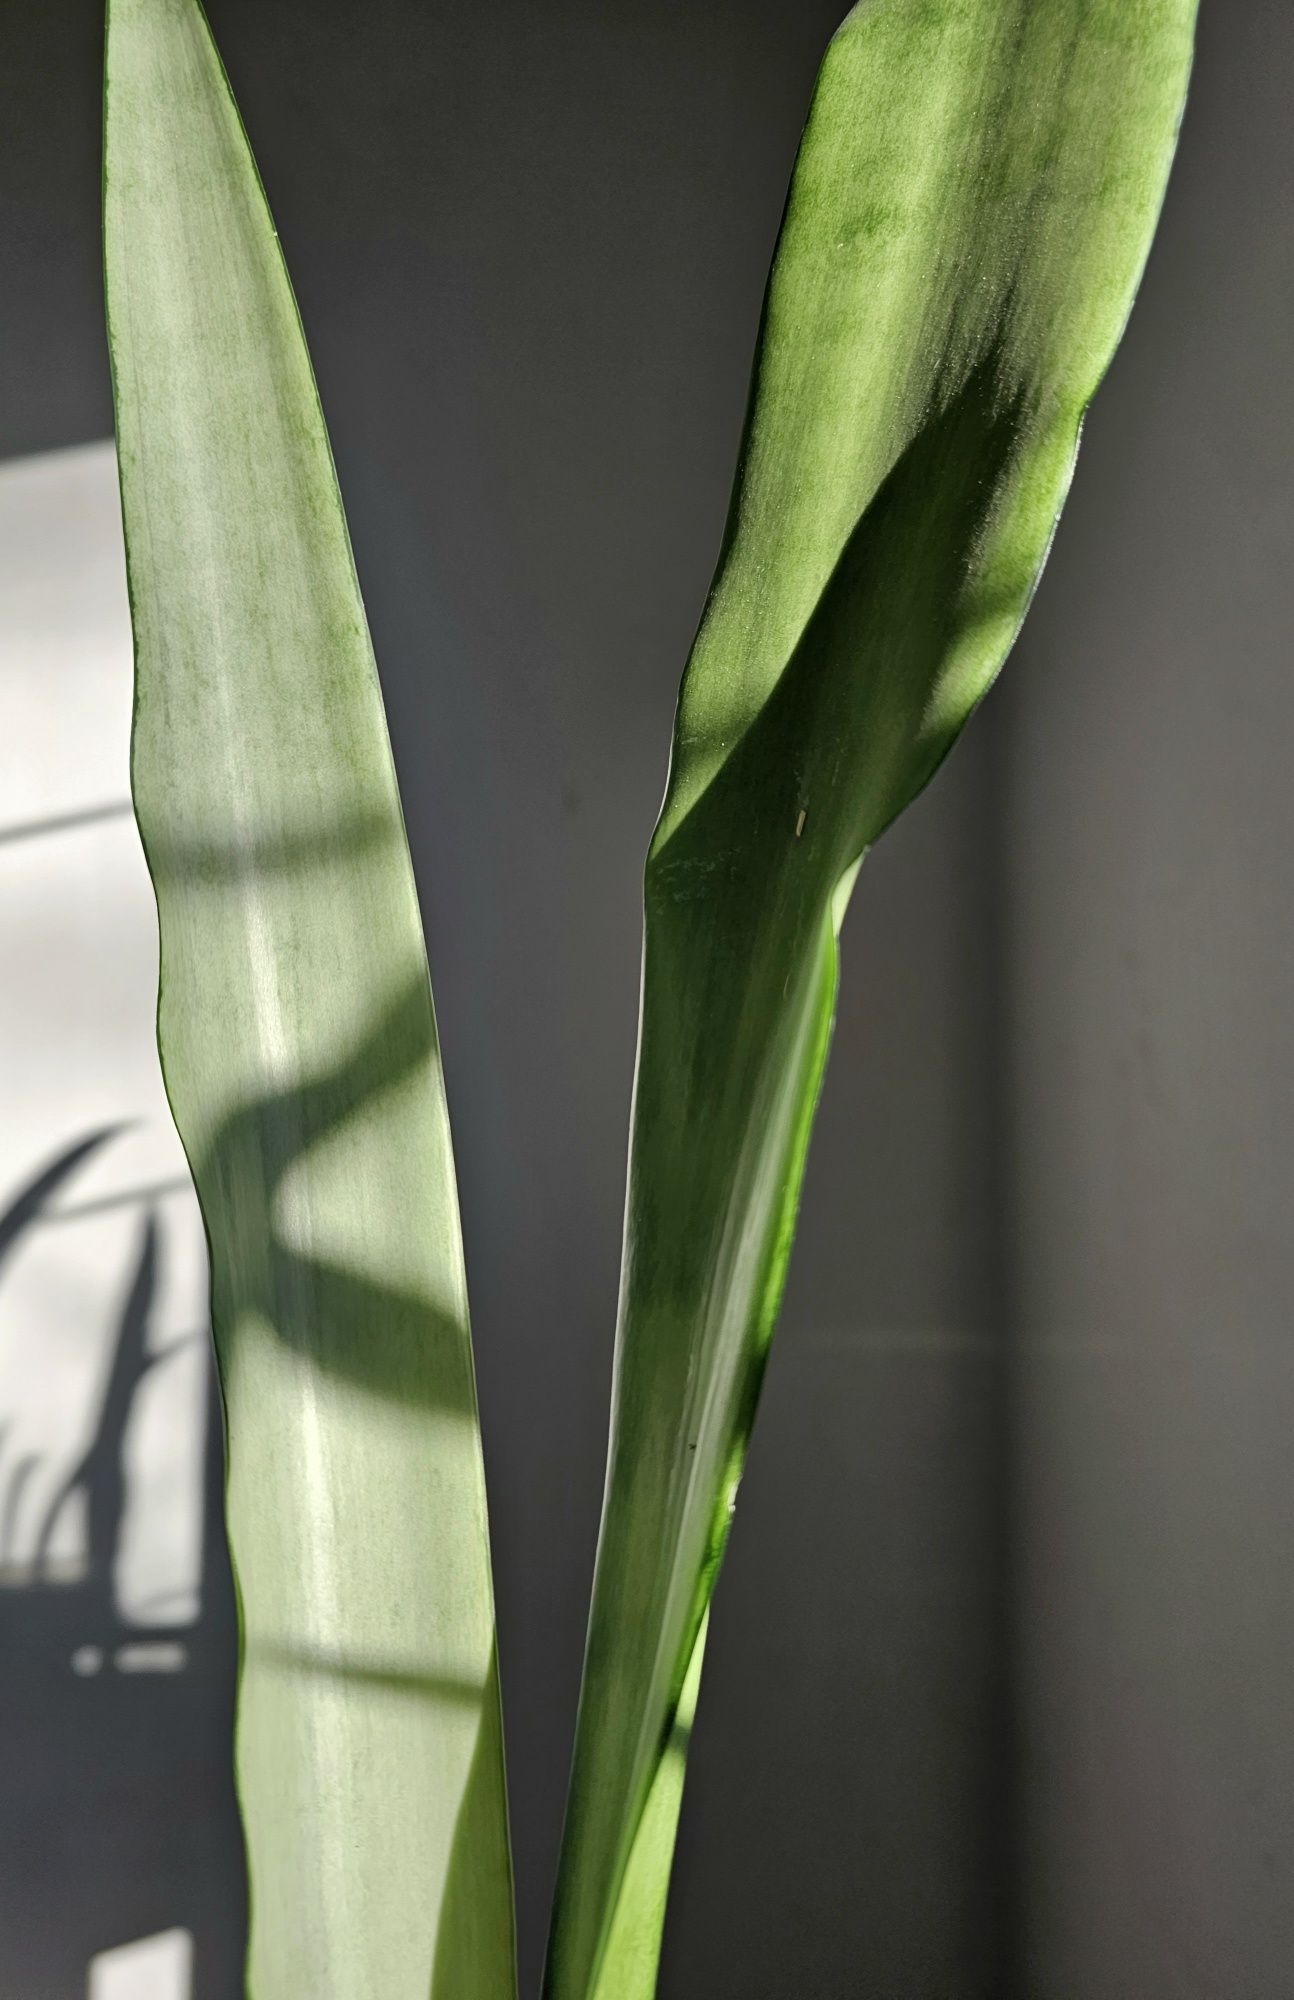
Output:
[
  {"xmin": 0, "ymin": 1131, "xmax": 233, "ymax": 2000},
  {"xmin": 0, "ymin": 1127, "xmax": 201, "ymax": 1639},
  {"xmin": 0, "ymin": 442, "xmax": 244, "ymax": 2000}
]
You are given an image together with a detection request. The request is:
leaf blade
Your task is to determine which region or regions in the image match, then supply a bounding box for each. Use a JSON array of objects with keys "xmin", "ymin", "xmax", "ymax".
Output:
[
  {"xmin": 103, "ymin": 3, "xmax": 515, "ymax": 1994},
  {"xmin": 547, "ymin": 5, "xmax": 1196, "ymax": 1995}
]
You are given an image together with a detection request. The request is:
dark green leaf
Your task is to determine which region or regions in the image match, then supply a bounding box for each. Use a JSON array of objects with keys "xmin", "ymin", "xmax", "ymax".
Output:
[{"xmin": 546, "ymin": 6, "xmax": 1197, "ymax": 1995}]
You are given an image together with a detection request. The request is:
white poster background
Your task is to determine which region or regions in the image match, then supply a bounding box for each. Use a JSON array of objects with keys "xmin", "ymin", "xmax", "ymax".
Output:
[
  {"xmin": 88, "ymin": 1928, "xmax": 193, "ymax": 2000},
  {"xmin": 0, "ymin": 441, "xmax": 208, "ymax": 1630}
]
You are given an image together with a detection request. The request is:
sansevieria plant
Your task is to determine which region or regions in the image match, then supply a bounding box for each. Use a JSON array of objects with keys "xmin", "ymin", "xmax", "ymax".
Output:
[{"xmin": 100, "ymin": 0, "xmax": 1196, "ymax": 1993}]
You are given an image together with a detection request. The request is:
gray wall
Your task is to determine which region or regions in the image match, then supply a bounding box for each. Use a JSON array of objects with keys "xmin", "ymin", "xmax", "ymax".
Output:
[
  {"xmin": 1003, "ymin": 17, "xmax": 1294, "ymax": 1985},
  {"xmin": 2, "ymin": 1, "xmax": 1291, "ymax": 1994}
]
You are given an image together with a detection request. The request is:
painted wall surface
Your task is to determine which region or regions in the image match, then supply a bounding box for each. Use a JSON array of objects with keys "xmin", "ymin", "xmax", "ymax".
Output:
[{"xmin": 0, "ymin": 4, "xmax": 1290, "ymax": 1996}]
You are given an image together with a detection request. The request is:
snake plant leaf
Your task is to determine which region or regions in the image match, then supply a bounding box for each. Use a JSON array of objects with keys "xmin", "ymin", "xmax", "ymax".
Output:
[
  {"xmin": 104, "ymin": 3, "xmax": 514, "ymax": 1994},
  {"xmin": 546, "ymin": 4, "xmax": 1197, "ymax": 1995}
]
